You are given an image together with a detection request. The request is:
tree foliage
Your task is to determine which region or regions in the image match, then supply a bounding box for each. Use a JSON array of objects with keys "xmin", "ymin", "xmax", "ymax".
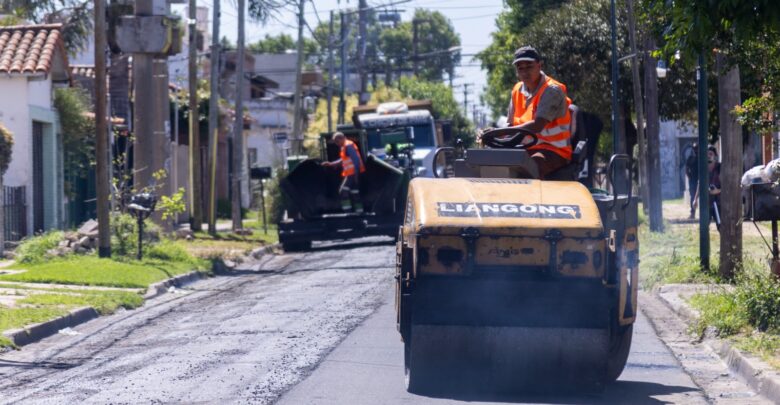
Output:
[
  {"xmin": 54, "ymin": 87, "xmax": 94, "ymax": 197},
  {"xmin": 0, "ymin": 122, "xmax": 13, "ymax": 175},
  {"xmin": 248, "ymin": 33, "xmax": 319, "ymax": 56},
  {"xmin": 312, "ymin": 8, "xmax": 460, "ymax": 83}
]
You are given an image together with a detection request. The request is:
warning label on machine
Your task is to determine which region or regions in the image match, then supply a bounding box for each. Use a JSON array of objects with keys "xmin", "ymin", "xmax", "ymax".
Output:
[{"xmin": 436, "ymin": 202, "xmax": 582, "ymax": 219}]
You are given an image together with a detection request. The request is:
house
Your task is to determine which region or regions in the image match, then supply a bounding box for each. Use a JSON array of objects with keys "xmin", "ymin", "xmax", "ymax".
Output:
[{"xmin": 0, "ymin": 24, "xmax": 69, "ymax": 238}]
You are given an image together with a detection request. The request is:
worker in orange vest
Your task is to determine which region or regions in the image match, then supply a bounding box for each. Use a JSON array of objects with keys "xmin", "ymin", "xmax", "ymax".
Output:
[
  {"xmin": 480, "ymin": 46, "xmax": 573, "ymax": 179},
  {"xmin": 322, "ymin": 132, "xmax": 365, "ymax": 213}
]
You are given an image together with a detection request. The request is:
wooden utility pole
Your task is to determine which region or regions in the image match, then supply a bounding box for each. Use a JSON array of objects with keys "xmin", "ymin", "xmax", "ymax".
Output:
[
  {"xmin": 188, "ymin": 0, "xmax": 202, "ymax": 231},
  {"xmin": 232, "ymin": 0, "xmax": 246, "ymax": 232},
  {"xmin": 643, "ymin": 38, "xmax": 664, "ymax": 233},
  {"xmin": 291, "ymin": 0, "xmax": 306, "ymax": 155},
  {"xmin": 207, "ymin": 0, "xmax": 220, "ymax": 234},
  {"xmin": 95, "ymin": 0, "xmax": 111, "ymax": 257},
  {"xmin": 716, "ymin": 52, "xmax": 743, "ymax": 279},
  {"xmin": 327, "ymin": 10, "xmax": 334, "ymax": 132}
]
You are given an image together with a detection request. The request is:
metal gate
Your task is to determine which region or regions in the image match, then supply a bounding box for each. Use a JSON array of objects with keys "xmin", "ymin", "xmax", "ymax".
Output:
[{"xmin": 4, "ymin": 186, "xmax": 27, "ymax": 241}]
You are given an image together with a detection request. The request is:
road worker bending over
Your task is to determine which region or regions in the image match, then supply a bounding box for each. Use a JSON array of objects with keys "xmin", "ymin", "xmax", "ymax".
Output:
[{"xmin": 322, "ymin": 132, "xmax": 365, "ymax": 213}]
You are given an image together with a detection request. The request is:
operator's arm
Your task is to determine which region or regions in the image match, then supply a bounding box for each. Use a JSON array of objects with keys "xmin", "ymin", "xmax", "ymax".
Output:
[
  {"xmin": 483, "ymin": 85, "xmax": 565, "ymax": 138},
  {"xmin": 322, "ymin": 158, "xmax": 342, "ymax": 167}
]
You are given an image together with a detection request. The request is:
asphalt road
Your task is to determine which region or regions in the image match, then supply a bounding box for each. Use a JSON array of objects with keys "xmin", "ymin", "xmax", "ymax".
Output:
[{"xmin": 0, "ymin": 239, "xmax": 769, "ymax": 404}]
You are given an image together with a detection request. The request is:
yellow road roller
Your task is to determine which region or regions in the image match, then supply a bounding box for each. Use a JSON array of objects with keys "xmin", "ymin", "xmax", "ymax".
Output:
[{"xmin": 395, "ymin": 130, "xmax": 638, "ymax": 393}]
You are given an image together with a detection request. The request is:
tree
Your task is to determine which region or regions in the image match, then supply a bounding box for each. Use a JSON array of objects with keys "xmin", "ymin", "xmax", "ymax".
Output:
[
  {"xmin": 248, "ymin": 33, "xmax": 319, "ymax": 56},
  {"xmin": 379, "ymin": 9, "xmax": 460, "ymax": 82},
  {"xmin": 476, "ymin": 0, "xmax": 568, "ymax": 117},
  {"xmin": 0, "ymin": 122, "xmax": 12, "ymax": 256}
]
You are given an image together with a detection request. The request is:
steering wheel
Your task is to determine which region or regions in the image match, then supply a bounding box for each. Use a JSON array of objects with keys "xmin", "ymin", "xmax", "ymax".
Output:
[{"xmin": 480, "ymin": 128, "xmax": 539, "ymax": 149}]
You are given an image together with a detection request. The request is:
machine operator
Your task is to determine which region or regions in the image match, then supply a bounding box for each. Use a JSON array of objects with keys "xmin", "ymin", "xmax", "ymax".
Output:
[
  {"xmin": 480, "ymin": 46, "xmax": 573, "ymax": 179},
  {"xmin": 322, "ymin": 132, "xmax": 365, "ymax": 213}
]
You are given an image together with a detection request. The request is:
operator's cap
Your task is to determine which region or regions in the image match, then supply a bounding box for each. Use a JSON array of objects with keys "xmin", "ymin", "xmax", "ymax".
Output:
[{"xmin": 512, "ymin": 46, "xmax": 541, "ymax": 65}]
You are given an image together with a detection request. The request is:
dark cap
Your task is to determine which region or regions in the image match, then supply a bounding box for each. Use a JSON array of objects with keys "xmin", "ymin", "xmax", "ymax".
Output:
[{"xmin": 512, "ymin": 46, "xmax": 541, "ymax": 65}]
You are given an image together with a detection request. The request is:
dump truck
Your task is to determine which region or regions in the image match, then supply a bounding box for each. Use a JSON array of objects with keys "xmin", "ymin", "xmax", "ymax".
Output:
[
  {"xmin": 395, "ymin": 120, "xmax": 639, "ymax": 393},
  {"xmin": 277, "ymin": 101, "xmax": 452, "ymax": 251}
]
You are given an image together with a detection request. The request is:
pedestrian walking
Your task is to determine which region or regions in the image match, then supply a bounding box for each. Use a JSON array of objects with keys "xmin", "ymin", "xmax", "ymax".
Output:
[{"xmin": 685, "ymin": 142, "xmax": 698, "ymax": 219}]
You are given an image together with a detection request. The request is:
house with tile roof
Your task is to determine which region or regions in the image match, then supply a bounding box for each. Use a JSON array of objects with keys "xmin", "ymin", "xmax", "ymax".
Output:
[{"xmin": 0, "ymin": 23, "xmax": 70, "ymax": 238}]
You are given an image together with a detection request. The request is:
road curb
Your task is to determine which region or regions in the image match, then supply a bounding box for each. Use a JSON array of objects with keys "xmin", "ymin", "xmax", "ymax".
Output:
[
  {"xmin": 654, "ymin": 287, "xmax": 780, "ymax": 403},
  {"xmin": 143, "ymin": 270, "xmax": 207, "ymax": 300},
  {"xmin": 2, "ymin": 306, "xmax": 99, "ymax": 347},
  {"xmin": 1, "ymin": 244, "xmax": 280, "ymax": 348}
]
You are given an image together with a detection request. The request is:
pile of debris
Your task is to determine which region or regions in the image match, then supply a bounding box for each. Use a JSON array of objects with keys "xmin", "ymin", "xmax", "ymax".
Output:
[{"xmin": 47, "ymin": 219, "xmax": 101, "ymax": 257}]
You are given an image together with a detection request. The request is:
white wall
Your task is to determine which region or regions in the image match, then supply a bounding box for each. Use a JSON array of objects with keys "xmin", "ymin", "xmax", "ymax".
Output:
[
  {"xmin": 659, "ymin": 120, "xmax": 697, "ymax": 199},
  {"xmin": 0, "ymin": 78, "xmax": 31, "ymax": 189},
  {"xmin": 27, "ymin": 79, "xmax": 52, "ymax": 109}
]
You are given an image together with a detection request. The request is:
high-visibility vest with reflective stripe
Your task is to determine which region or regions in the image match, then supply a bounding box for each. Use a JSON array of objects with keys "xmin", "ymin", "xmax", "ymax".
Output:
[
  {"xmin": 340, "ymin": 139, "xmax": 365, "ymax": 177},
  {"xmin": 511, "ymin": 76, "xmax": 573, "ymax": 160}
]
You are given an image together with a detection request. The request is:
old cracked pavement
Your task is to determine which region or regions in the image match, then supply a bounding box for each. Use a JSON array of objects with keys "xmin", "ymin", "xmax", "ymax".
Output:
[{"xmin": 0, "ymin": 238, "xmax": 770, "ymax": 404}]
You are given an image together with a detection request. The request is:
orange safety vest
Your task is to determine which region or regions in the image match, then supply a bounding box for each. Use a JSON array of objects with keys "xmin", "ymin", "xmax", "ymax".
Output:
[
  {"xmin": 340, "ymin": 139, "xmax": 365, "ymax": 177},
  {"xmin": 511, "ymin": 75, "xmax": 573, "ymax": 160}
]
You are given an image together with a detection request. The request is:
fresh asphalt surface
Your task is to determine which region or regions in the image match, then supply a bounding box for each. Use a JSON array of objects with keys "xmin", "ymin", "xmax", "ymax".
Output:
[{"xmin": 0, "ymin": 238, "xmax": 767, "ymax": 404}]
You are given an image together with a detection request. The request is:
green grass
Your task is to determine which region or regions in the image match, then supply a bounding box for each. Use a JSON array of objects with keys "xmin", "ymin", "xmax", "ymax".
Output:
[
  {"xmin": 690, "ymin": 292, "xmax": 749, "ymax": 337},
  {"xmin": 0, "ymin": 288, "xmax": 146, "ymax": 348},
  {"xmin": 640, "ymin": 224, "xmax": 720, "ymax": 289},
  {"xmin": 0, "ymin": 255, "xmax": 207, "ymax": 288},
  {"xmin": 14, "ymin": 230, "xmax": 66, "ymax": 264},
  {"xmin": 0, "ymin": 305, "xmax": 68, "ymax": 337}
]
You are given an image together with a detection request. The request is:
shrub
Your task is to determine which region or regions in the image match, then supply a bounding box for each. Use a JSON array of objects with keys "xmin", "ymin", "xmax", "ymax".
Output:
[
  {"xmin": 734, "ymin": 271, "xmax": 780, "ymax": 332},
  {"xmin": 266, "ymin": 168, "xmax": 288, "ymax": 224},
  {"xmin": 690, "ymin": 292, "xmax": 748, "ymax": 337},
  {"xmin": 110, "ymin": 212, "xmax": 161, "ymax": 258},
  {"xmin": 15, "ymin": 231, "xmax": 65, "ymax": 264}
]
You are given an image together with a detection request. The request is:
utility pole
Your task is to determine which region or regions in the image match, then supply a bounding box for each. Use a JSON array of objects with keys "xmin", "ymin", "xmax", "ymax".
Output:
[
  {"xmin": 327, "ymin": 10, "xmax": 334, "ymax": 132},
  {"xmin": 462, "ymin": 83, "xmax": 470, "ymax": 115},
  {"xmin": 627, "ymin": 0, "xmax": 650, "ymax": 218},
  {"xmin": 643, "ymin": 37, "xmax": 663, "ymax": 233},
  {"xmin": 188, "ymin": 0, "xmax": 202, "ymax": 231},
  {"xmin": 338, "ymin": 11, "xmax": 349, "ymax": 125},
  {"xmin": 357, "ymin": 0, "xmax": 368, "ymax": 104},
  {"xmin": 207, "ymin": 0, "xmax": 221, "ymax": 234},
  {"xmin": 609, "ymin": 0, "xmax": 620, "ymax": 154},
  {"xmin": 231, "ymin": 0, "xmax": 246, "ymax": 232},
  {"xmin": 291, "ymin": 0, "xmax": 306, "ymax": 155},
  {"xmin": 94, "ymin": 0, "xmax": 110, "ymax": 257},
  {"xmin": 716, "ymin": 52, "xmax": 743, "ymax": 279},
  {"xmin": 697, "ymin": 53, "xmax": 710, "ymax": 270}
]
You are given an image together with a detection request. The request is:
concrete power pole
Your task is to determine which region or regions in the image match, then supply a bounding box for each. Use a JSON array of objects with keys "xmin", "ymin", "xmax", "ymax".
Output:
[
  {"xmin": 94, "ymin": 0, "xmax": 110, "ymax": 257},
  {"xmin": 357, "ymin": 0, "xmax": 368, "ymax": 105},
  {"xmin": 643, "ymin": 37, "xmax": 664, "ymax": 233},
  {"xmin": 188, "ymin": 0, "xmax": 202, "ymax": 231},
  {"xmin": 327, "ymin": 10, "xmax": 334, "ymax": 132},
  {"xmin": 231, "ymin": 0, "xmax": 245, "ymax": 232},
  {"xmin": 291, "ymin": 0, "xmax": 306, "ymax": 155},
  {"xmin": 207, "ymin": 0, "xmax": 220, "ymax": 234}
]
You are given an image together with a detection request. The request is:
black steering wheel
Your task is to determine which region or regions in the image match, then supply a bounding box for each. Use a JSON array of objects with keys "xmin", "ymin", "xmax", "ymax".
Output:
[{"xmin": 480, "ymin": 128, "xmax": 539, "ymax": 149}]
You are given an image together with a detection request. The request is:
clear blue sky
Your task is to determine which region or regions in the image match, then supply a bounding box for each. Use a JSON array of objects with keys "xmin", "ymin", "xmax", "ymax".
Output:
[{"xmin": 175, "ymin": 0, "xmax": 507, "ymax": 117}]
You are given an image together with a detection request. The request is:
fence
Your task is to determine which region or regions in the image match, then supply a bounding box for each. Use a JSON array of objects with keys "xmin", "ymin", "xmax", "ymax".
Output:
[{"xmin": 4, "ymin": 186, "xmax": 27, "ymax": 242}]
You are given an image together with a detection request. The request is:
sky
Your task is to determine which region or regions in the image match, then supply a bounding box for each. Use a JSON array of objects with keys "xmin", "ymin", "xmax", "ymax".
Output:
[{"xmin": 173, "ymin": 0, "xmax": 507, "ymax": 118}]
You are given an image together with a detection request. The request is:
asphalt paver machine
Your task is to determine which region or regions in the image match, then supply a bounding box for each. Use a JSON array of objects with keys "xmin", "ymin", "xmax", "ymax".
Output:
[{"xmin": 395, "ymin": 119, "xmax": 639, "ymax": 393}]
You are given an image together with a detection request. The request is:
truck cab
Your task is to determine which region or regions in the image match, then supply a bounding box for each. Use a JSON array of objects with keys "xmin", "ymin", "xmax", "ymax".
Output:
[{"xmin": 353, "ymin": 101, "xmax": 444, "ymax": 178}]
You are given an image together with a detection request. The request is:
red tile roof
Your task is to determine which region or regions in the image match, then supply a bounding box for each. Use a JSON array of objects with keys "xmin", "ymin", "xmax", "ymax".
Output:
[{"xmin": 0, "ymin": 24, "xmax": 66, "ymax": 75}]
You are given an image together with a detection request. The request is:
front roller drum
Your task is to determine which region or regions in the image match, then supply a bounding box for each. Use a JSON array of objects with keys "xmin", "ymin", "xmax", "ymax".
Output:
[{"xmin": 405, "ymin": 324, "xmax": 609, "ymax": 394}]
